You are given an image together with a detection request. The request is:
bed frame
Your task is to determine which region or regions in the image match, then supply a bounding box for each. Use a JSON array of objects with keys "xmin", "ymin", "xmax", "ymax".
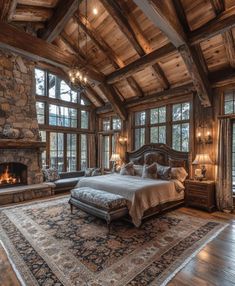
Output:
[{"xmin": 125, "ymin": 143, "xmax": 191, "ymax": 221}]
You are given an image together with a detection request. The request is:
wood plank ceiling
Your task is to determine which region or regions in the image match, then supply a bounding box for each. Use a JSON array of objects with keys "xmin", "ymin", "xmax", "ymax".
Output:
[{"xmin": 0, "ymin": 0, "xmax": 235, "ymax": 118}]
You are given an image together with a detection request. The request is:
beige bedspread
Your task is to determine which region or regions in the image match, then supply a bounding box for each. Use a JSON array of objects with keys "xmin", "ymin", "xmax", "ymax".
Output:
[{"xmin": 77, "ymin": 174, "xmax": 184, "ymax": 227}]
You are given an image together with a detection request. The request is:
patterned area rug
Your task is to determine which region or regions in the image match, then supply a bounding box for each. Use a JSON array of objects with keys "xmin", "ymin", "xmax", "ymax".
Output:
[{"xmin": 0, "ymin": 197, "xmax": 227, "ymax": 286}]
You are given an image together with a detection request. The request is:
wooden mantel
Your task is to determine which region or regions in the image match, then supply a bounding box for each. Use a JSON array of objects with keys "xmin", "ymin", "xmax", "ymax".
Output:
[{"xmin": 0, "ymin": 140, "xmax": 46, "ymax": 149}]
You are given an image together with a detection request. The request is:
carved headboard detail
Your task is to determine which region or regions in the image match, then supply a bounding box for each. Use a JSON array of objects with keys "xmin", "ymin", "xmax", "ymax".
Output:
[{"xmin": 126, "ymin": 143, "xmax": 191, "ymax": 175}]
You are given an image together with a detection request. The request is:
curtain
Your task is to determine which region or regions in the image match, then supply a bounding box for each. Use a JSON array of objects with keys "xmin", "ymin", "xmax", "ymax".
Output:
[{"xmin": 216, "ymin": 118, "xmax": 233, "ymax": 212}]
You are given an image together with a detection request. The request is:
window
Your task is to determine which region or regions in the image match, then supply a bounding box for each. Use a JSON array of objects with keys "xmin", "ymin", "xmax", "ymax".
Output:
[
  {"xmin": 35, "ymin": 68, "xmax": 45, "ymax": 96},
  {"xmin": 36, "ymin": 102, "xmax": 45, "ymax": 124},
  {"xmin": 35, "ymin": 67, "xmax": 92, "ymax": 171},
  {"xmin": 49, "ymin": 104, "xmax": 77, "ymax": 128},
  {"xmin": 50, "ymin": 132, "xmax": 64, "ymax": 172},
  {"xmin": 102, "ymin": 118, "xmax": 111, "ymax": 131},
  {"xmin": 67, "ymin": 134, "xmax": 77, "ymax": 172},
  {"xmin": 224, "ymin": 90, "xmax": 235, "ymax": 114},
  {"xmin": 81, "ymin": 110, "xmax": 89, "ymax": 129},
  {"xmin": 150, "ymin": 107, "xmax": 166, "ymax": 144},
  {"xmin": 112, "ymin": 117, "xmax": 121, "ymax": 130},
  {"xmin": 80, "ymin": 134, "xmax": 88, "ymax": 170},
  {"xmin": 102, "ymin": 136, "xmax": 110, "ymax": 169},
  {"xmin": 133, "ymin": 102, "xmax": 191, "ymax": 152},
  {"xmin": 172, "ymin": 102, "xmax": 190, "ymax": 152},
  {"xmin": 134, "ymin": 111, "xmax": 146, "ymax": 149}
]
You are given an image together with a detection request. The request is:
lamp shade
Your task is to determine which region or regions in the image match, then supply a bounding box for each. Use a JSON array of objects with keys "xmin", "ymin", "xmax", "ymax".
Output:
[
  {"xmin": 110, "ymin": 153, "xmax": 121, "ymax": 162},
  {"xmin": 192, "ymin": 154, "xmax": 213, "ymax": 165}
]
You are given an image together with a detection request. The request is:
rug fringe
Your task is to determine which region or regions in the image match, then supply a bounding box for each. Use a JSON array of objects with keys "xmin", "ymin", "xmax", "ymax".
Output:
[
  {"xmin": 159, "ymin": 223, "xmax": 229, "ymax": 286},
  {"xmin": 0, "ymin": 240, "xmax": 26, "ymax": 286}
]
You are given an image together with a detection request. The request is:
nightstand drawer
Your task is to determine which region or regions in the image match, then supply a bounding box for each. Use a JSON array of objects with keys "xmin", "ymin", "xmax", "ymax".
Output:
[
  {"xmin": 187, "ymin": 195, "xmax": 208, "ymax": 206},
  {"xmin": 187, "ymin": 183, "xmax": 208, "ymax": 191},
  {"xmin": 187, "ymin": 189, "xmax": 208, "ymax": 198}
]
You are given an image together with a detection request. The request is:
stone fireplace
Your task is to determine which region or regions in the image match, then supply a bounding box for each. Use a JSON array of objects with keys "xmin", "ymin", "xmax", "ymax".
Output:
[
  {"xmin": 0, "ymin": 162, "xmax": 27, "ymax": 188},
  {"xmin": 0, "ymin": 50, "xmax": 45, "ymax": 187}
]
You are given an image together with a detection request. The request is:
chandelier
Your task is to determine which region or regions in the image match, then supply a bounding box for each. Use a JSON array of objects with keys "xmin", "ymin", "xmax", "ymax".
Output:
[{"xmin": 68, "ymin": 0, "xmax": 89, "ymax": 92}]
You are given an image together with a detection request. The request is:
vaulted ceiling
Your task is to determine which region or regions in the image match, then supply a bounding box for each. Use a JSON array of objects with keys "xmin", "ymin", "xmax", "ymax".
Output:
[{"xmin": 1, "ymin": 0, "xmax": 235, "ymax": 119}]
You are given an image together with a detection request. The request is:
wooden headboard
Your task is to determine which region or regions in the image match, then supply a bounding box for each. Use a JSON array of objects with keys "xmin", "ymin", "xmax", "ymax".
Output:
[{"xmin": 126, "ymin": 143, "xmax": 191, "ymax": 175}]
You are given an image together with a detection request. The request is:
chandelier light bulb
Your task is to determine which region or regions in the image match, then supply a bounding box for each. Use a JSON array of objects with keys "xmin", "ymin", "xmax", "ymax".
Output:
[
  {"xmin": 93, "ymin": 8, "xmax": 98, "ymax": 15},
  {"xmin": 84, "ymin": 77, "xmax": 87, "ymax": 83},
  {"xmin": 76, "ymin": 71, "xmax": 80, "ymax": 77}
]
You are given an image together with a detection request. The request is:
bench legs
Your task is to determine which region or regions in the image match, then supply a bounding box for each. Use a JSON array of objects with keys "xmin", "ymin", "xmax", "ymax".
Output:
[{"xmin": 69, "ymin": 202, "xmax": 73, "ymax": 214}]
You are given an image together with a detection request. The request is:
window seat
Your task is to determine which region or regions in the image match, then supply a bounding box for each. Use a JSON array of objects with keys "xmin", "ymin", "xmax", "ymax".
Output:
[{"xmin": 54, "ymin": 171, "xmax": 85, "ymax": 193}]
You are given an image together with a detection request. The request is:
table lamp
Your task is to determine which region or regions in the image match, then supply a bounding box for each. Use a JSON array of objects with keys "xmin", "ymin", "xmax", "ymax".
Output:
[
  {"xmin": 110, "ymin": 153, "xmax": 121, "ymax": 173},
  {"xmin": 192, "ymin": 153, "xmax": 213, "ymax": 180}
]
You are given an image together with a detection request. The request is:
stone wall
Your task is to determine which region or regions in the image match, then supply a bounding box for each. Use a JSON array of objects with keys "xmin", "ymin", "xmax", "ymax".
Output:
[
  {"xmin": 0, "ymin": 49, "xmax": 39, "ymax": 140},
  {"xmin": 0, "ymin": 49, "xmax": 43, "ymax": 185}
]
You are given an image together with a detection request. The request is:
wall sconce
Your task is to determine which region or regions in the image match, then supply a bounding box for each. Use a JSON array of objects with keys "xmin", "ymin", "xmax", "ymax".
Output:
[
  {"xmin": 197, "ymin": 130, "xmax": 212, "ymax": 144},
  {"xmin": 118, "ymin": 136, "xmax": 127, "ymax": 145}
]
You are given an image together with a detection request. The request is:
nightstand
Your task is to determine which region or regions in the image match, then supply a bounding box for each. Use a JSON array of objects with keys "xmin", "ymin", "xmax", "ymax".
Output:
[{"xmin": 185, "ymin": 180, "xmax": 216, "ymax": 212}]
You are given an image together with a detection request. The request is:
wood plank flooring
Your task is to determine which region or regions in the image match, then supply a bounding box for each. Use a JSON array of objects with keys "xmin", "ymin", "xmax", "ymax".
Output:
[{"xmin": 0, "ymin": 206, "xmax": 235, "ymax": 286}]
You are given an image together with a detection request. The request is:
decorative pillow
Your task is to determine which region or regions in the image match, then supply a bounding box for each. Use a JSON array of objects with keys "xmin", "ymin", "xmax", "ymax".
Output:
[
  {"xmin": 144, "ymin": 152, "xmax": 165, "ymax": 165},
  {"xmin": 142, "ymin": 163, "xmax": 158, "ymax": 179},
  {"xmin": 133, "ymin": 164, "xmax": 144, "ymax": 177},
  {"xmin": 91, "ymin": 168, "xmax": 102, "ymax": 176},
  {"xmin": 42, "ymin": 167, "xmax": 60, "ymax": 182},
  {"xmin": 156, "ymin": 163, "xmax": 171, "ymax": 180},
  {"xmin": 120, "ymin": 162, "xmax": 135, "ymax": 176},
  {"xmin": 85, "ymin": 168, "xmax": 95, "ymax": 177},
  {"xmin": 171, "ymin": 167, "xmax": 188, "ymax": 183},
  {"xmin": 169, "ymin": 159, "xmax": 186, "ymax": 168}
]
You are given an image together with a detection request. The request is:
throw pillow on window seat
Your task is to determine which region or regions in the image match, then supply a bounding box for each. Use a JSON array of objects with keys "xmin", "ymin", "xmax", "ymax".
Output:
[{"xmin": 42, "ymin": 167, "xmax": 60, "ymax": 182}]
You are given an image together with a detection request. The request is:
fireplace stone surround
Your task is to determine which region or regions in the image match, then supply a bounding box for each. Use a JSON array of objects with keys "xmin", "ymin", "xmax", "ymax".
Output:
[{"xmin": 0, "ymin": 50, "xmax": 45, "ymax": 188}]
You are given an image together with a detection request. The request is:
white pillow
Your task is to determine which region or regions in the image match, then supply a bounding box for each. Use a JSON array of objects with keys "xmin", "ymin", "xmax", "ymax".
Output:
[
  {"xmin": 133, "ymin": 164, "xmax": 144, "ymax": 176},
  {"xmin": 171, "ymin": 167, "xmax": 188, "ymax": 183}
]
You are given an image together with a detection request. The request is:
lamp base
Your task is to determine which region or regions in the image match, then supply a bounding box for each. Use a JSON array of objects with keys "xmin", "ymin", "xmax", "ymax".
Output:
[{"xmin": 201, "ymin": 165, "xmax": 207, "ymax": 180}]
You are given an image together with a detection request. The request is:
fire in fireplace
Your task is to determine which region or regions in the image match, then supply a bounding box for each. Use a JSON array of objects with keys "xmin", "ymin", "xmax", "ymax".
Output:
[{"xmin": 0, "ymin": 163, "xmax": 27, "ymax": 188}]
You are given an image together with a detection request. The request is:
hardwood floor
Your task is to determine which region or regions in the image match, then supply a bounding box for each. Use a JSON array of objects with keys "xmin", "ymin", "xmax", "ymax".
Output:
[{"xmin": 0, "ymin": 207, "xmax": 235, "ymax": 286}]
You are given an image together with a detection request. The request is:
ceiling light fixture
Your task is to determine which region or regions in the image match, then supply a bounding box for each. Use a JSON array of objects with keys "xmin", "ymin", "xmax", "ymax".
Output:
[
  {"xmin": 68, "ymin": 0, "xmax": 90, "ymax": 92},
  {"xmin": 93, "ymin": 7, "xmax": 98, "ymax": 15}
]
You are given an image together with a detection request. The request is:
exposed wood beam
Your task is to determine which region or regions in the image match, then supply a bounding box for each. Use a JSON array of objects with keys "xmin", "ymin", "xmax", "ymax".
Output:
[
  {"xmin": 0, "ymin": 0, "xmax": 17, "ymax": 21},
  {"xmin": 152, "ymin": 63, "xmax": 170, "ymax": 89},
  {"xmin": 0, "ymin": 21, "xmax": 104, "ymax": 83},
  {"xmin": 190, "ymin": 6, "xmax": 235, "ymax": 45},
  {"xmin": 113, "ymin": 0, "xmax": 171, "ymax": 90},
  {"xmin": 39, "ymin": 0, "xmax": 79, "ymax": 42},
  {"xmin": 99, "ymin": 0, "xmax": 145, "ymax": 56},
  {"xmin": 179, "ymin": 45, "xmax": 212, "ymax": 106},
  {"xmin": 74, "ymin": 13, "xmax": 145, "ymax": 99},
  {"xmin": 74, "ymin": 13, "xmax": 124, "ymax": 69},
  {"xmin": 210, "ymin": 0, "xmax": 225, "ymax": 15},
  {"xmin": 133, "ymin": 0, "xmax": 212, "ymax": 106},
  {"xmin": 125, "ymin": 83, "xmax": 194, "ymax": 108},
  {"xmin": 106, "ymin": 43, "xmax": 176, "ymax": 84},
  {"xmin": 99, "ymin": 84, "xmax": 127, "ymax": 120},
  {"xmin": 96, "ymin": 103, "xmax": 113, "ymax": 115},
  {"xmin": 133, "ymin": 0, "xmax": 186, "ymax": 48},
  {"xmin": 85, "ymin": 85, "xmax": 105, "ymax": 107},
  {"xmin": 126, "ymin": 77, "xmax": 144, "ymax": 98},
  {"xmin": 209, "ymin": 68, "xmax": 235, "ymax": 87},
  {"xmin": 194, "ymin": 44, "xmax": 209, "ymax": 75},
  {"xmin": 222, "ymin": 30, "xmax": 235, "ymax": 69},
  {"xmin": 172, "ymin": 0, "xmax": 190, "ymax": 33}
]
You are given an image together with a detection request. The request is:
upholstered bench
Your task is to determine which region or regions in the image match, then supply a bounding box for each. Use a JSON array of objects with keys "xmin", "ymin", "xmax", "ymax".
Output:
[{"xmin": 69, "ymin": 187, "xmax": 129, "ymax": 230}]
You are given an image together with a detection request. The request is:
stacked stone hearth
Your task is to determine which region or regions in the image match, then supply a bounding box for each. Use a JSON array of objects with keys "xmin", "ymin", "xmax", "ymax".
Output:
[{"xmin": 0, "ymin": 49, "xmax": 44, "ymax": 186}]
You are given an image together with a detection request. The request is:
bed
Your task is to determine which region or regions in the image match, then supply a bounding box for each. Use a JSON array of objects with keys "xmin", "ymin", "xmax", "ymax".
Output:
[{"xmin": 77, "ymin": 143, "xmax": 191, "ymax": 227}]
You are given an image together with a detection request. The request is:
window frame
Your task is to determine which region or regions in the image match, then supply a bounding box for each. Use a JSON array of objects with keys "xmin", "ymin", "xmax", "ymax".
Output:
[
  {"xmin": 132, "ymin": 99, "xmax": 192, "ymax": 152},
  {"xmin": 35, "ymin": 67, "xmax": 93, "ymax": 172}
]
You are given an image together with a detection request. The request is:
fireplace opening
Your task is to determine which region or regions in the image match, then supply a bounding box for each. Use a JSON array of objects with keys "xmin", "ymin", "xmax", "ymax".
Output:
[{"xmin": 0, "ymin": 163, "xmax": 27, "ymax": 188}]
